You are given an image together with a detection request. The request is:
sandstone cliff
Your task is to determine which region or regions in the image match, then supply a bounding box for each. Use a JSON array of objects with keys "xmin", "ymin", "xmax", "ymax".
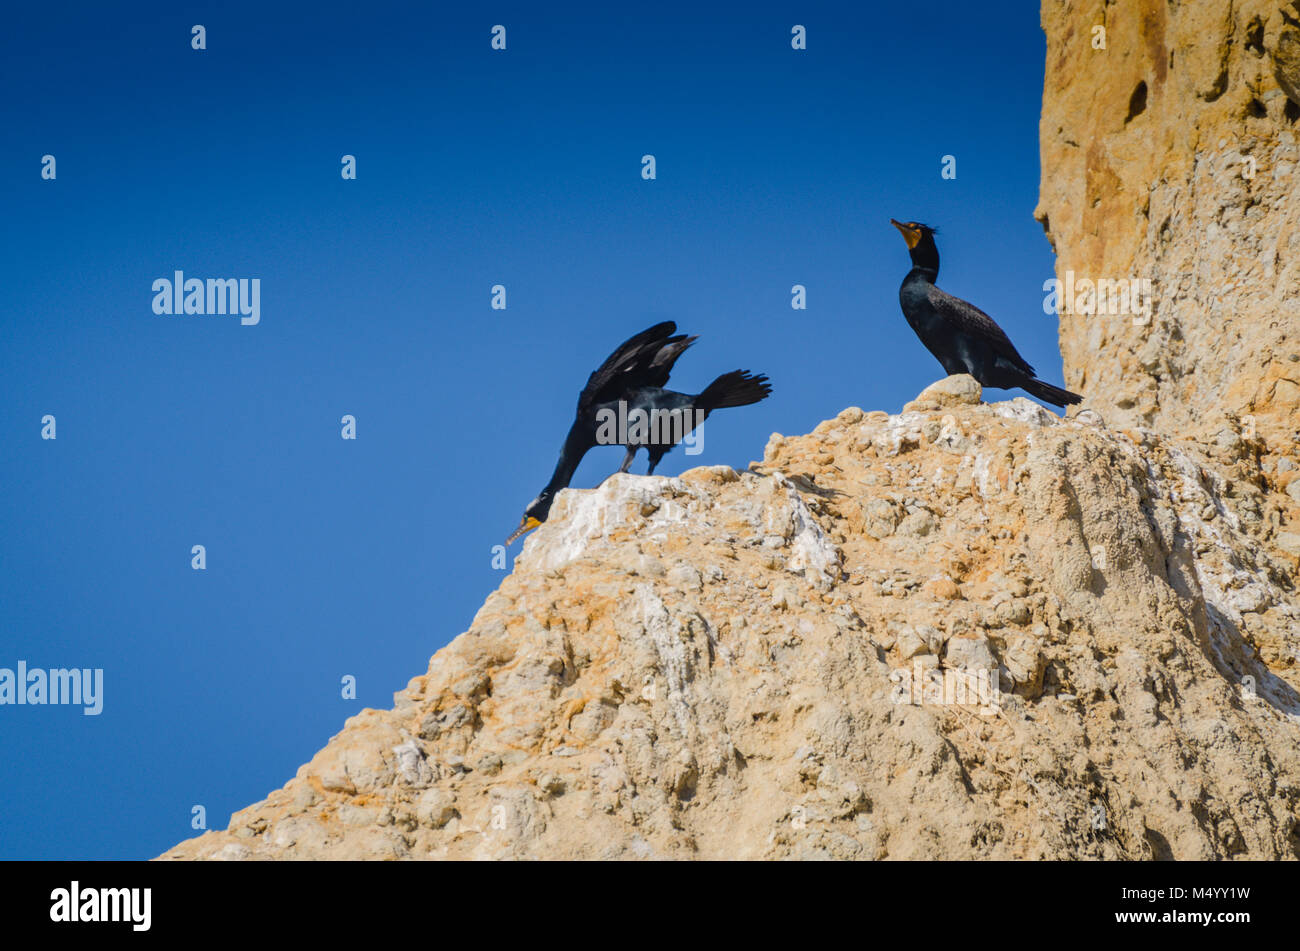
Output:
[
  {"xmin": 161, "ymin": 378, "xmax": 1300, "ymax": 860},
  {"xmin": 1037, "ymin": 0, "xmax": 1300, "ymax": 455}
]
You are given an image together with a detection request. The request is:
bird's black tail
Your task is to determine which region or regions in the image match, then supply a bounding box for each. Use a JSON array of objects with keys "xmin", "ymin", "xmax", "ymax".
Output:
[
  {"xmin": 1022, "ymin": 378, "xmax": 1083, "ymax": 408},
  {"xmin": 698, "ymin": 370, "xmax": 772, "ymax": 411}
]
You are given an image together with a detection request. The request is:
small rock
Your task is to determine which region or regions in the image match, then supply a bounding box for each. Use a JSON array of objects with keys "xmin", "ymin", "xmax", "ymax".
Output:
[
  {"xmin": 903, "ymin": 374, "xmax": 983, "ymax": 412},
  {"xmin": 944, "ymin": 636, "xmax": 997, "ymax": 672},
  {"xmin": 923, "ymin": 576, "xmax": 962, "ymax": 600},
  {"xmin": 1274, "ymin": 532, "xmax": 1300, "ymax": 557},
  {"xmin": 416, "ymin": 789, "xmax": 458, "ymax": 829},
  {"xmin": 897, "ymin": 510, "xmax": 938, "ymax": 538},
  {"xmin": 896, "ymin": 626, "xmax": 929, "ymax": 659}
]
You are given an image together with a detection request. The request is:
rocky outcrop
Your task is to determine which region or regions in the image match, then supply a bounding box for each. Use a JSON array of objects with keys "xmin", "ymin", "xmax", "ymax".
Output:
[
  {"xmin": 1037, "ymin": 0, "xmax": 1300, "ymax": 455},
  {"xmin": 161, "ymin": 379, "xmax": 1300, "ymax": 860}
]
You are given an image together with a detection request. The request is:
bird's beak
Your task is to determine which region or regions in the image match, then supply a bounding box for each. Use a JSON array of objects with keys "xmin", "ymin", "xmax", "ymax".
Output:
[
  {"xmin": 505, "ymin": 516, "xmax": 542, "ymax": 545},
  {"xmin": 891, "ymin": 218, "xmax": 921, "ymax": 249}
]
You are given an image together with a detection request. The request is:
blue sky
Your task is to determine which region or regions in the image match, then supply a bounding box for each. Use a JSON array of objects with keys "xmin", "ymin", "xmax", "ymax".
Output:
[{"xmin": 0, "ymin": 2, "xmax": 1057, "ymax": 858}]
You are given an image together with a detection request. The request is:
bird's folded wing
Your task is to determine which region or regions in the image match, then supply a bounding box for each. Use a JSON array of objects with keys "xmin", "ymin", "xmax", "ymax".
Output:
[{"xmin": 925, "ymin": 286, "xmax": 1036, "ymax": 376}]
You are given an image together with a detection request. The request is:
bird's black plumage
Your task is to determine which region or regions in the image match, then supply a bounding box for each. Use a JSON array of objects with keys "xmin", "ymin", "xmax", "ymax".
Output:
[
  {"xmin": 890, "ymin": 219, "xmax": 1083, "ymax": 408},
  {"xmin": 507, "ymin": 322, "xmax": 772, "ymax": 543}
]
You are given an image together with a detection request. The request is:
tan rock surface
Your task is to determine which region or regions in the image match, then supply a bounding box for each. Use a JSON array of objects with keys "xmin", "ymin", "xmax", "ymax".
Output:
[
  {"xmin": 161, "ymin": 380, "xmax": 1300, "ymax": 860},
  {"xmin": 1037, "ymin": 0, "xmax": 1300, "ymax": 455}
]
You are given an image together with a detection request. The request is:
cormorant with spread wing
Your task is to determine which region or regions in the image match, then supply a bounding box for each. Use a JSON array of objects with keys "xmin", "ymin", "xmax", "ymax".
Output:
[
  {"xmin": 506, "ymin": 321, "xmax": 772, "ymax": 544},
  {"xmin": 890, "ymin": 219, "xmax": 1082, "ymax": 408}
]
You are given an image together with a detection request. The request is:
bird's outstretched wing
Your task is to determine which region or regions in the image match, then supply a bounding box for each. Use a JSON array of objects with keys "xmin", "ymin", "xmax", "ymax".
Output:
[
  {"xmin": 925, "ymin": 286, "xmax": 1036, "ymax": 376},
  {"xmin": 577, "ymin": 321, "xmax": 696, "ymax": 412}
]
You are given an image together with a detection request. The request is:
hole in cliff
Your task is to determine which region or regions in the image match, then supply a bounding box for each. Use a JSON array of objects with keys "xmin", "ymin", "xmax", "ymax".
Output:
[
  {"xmin": 1158, "ymin": 217, "xmax": 1173, "ymax": 247},
  {"xmin": 1125, "ymin": 81, "xmax": 1148, "ymax": 123},
  {"xmin": 1287, "ymin": 98, "xmax": 1300, "ymax": 122},
  {"xmin": 1246, "ymin": 17, "xmax": 1265, "ymax": 56},
  {"xmin": 1201, "ymin": 67, "xmax": 1229, "ymax": 102},
  {"xmin": 1246, "ymin": 97, "xmax": 1267, "ymax": 118},
  {"xmin": 1144, "ymin": 828, "xmax": 1174, "ymax": 861}
]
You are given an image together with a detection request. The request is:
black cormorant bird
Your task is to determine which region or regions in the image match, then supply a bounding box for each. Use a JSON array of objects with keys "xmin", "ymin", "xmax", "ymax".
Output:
[
  {"xmin": 506, "ymin": 321, "xmax": 772, "ymax": 544},
  {"xmin": 890, "ymin": 219, "xmax": 1082, "ymax": 408}
]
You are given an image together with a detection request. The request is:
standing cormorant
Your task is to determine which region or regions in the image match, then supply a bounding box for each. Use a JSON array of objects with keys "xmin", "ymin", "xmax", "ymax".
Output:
[
  {"xmin": 890, "ymin": 219, "xmax": 1082, "ymax": 408},
  {"xmin": 506, "ymin": 321, "xmax": 772, "ymax": 544}
]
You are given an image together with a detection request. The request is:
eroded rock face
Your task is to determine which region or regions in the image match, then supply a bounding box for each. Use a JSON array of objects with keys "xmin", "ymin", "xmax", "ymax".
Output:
[
  {"xmin": 1037, "ymin": 0, "xmax": 1300, "ymax": 456},
  {"xmin": 161, "ymin": 380, "xmax": 1300, "ymax": 861}
]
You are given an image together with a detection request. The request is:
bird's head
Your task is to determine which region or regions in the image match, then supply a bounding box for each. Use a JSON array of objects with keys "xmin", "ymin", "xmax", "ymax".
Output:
[
  {"xmin": 891, "ymin": 219, "xmax": 941, "ymax": 271},
  {"xmin": 505, "ymin": 490, "xmax": 554, "ymax": 545},
  {"xmin": 890, "ymin": 219, "xmax": 939, "ymax": 254}
]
